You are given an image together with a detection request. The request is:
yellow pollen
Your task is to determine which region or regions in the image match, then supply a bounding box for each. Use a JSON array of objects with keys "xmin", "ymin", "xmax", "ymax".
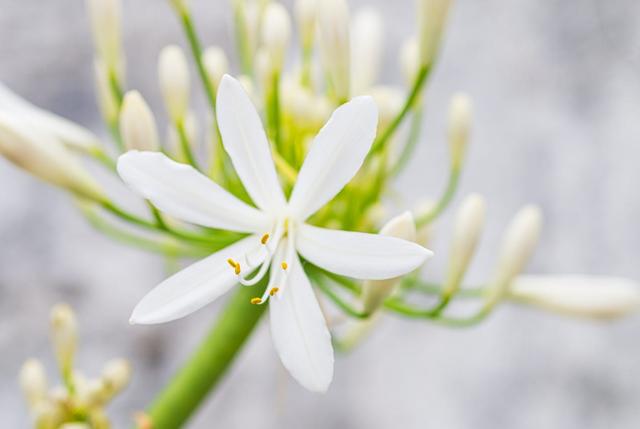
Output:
[
  {"xmin": 269, "ymin": 287, "xmax": 280, "ymax": 296},
  {"xmin": 227, "ymin": 258, "xmax": 237, "ymax": 268},
  {"xmin": 281, "ymin": 261, "xmax": 288, "ymax": 270},
  {"xmin": 250, "ymin": 297, "xmax": 262, "ymax": 305},
  {"xmin": 234, "ymin": 263, "xmax": 241, "ymax": 275},
  {"xmin": 261, "ymin": 233, "xmax": 270, "ymax": 245}
]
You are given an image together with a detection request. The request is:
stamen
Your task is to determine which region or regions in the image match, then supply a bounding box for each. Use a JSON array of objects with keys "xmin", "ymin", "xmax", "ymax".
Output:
[
  {"xmin": 281, "ymin": 262, "xmax": 288, "ymax": 270},
  {"xmin": 269, "ymin": 287, "xmax": 280, "ymax": 296},
  {"xmin": 250, "ymin": 297, "xmax": 262, "ymax": 305},
  {"xmin": 261, "ymin": 233, "xmax": 270, "ymax": 245},
  {"xmin": 234, "ymin": 263, "xmax": 241, "ymax": 275},
  {"xmin": 227, "ymin": 258, "xmax": 237, "ymax": 268}
]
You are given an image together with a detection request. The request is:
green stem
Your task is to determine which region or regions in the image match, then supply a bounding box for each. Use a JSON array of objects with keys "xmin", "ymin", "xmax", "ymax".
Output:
[
  {"xmin": 370, "ymin": 66, "xmax": 430, "ymax": 156},
  {"xmin": 177, "ymin": 119, "xmax": 200, "ymax": 170},
  {"xmin": 390, "ymin": 102, "xmax": 424, "ymax": 177},
  {"xmin": 415, "ymin": 167, "xmax": 460, "ymax": 227},
  {"xmin": 144, "ymin": 283, "xmax": 267, "ymax": 429}
]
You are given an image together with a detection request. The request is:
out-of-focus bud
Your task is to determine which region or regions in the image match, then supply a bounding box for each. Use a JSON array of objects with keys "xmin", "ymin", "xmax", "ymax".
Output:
[
  {"xmin": 486, "ymin": 205, "xmax": 543, "ymax": 305},
  {"xmin": 368, "ymin": 86, "xmax": 403, "ymax": 129},
  {"xmin": 350, "ymin": 7, "xmax": 383, "ymax": 95},
  {"xmin": 444, "ymin": 194, "xmax": 486, "ymax": 294},
  {"xmin": 237, "ymin": 74, "xmax": 257, "ymax": 103},
  {"xmin": 400, "ymin": 37, "xmax": 420, "ymax": 86},
  {"xmin": 169, "ymin": 0, "xmax": 188, "ymax": 14},
  {"xmin": 19, "ymin": 359, "xmax": 48, "ymax": 407},
  {"xmin": 50, "ymin": 304, "xmax": 77, "ymax": 380},
  {"xmin": 60, "ymin": 423, "xmax": 92, "ymax": 429},
  {"xmin": 86, "ymin": 0, "xmax": 122, "ymax": 74},
  {"xmin": 510, "ymin": 275, "xmax": 640, "ymax": 320},
  {"xmin": 93, "ymin": 59, "xmax": 119, "ymax": 125},
  {"xmin": 295, "ymin": 0, "xmax": 317, "ymax": 52},
  {"xmin": 0, "ymin": 114, "xmax": 107, "ymax": 202},
  {"xmin": 33, "ymin": 401, "xmax": 64, "ymax": 429},
  {"xmin": 417, "ymin": 0, "xmax": 452, "ymax": 67},
  {"xmin": 317, "ymin": 0, "xmax": 350, "ymax": 102},
  {"xmin": 261, "ymin": 3, "xmax": 291, "ymax": 73},
  {"xmin": 448, "ymin": 92, "xmax": 472, "ymax": 170},
  {"xmin": 202, "ymin": 46, "xmax": 229, "ymax": 95},
  {"xmin": 101, "ymin": 358, "xmax": 132, "ymax": 399},
  {"xmin": 159, "ymin": 45, "xmax": 190, "ymax": 123},
  {"xmin": 361, "ymin": 212, "xmax": 417, "ymax": 314},
  {"xmin": 119, "ymin": 91, "xmax": 159, "ymax": 151}
]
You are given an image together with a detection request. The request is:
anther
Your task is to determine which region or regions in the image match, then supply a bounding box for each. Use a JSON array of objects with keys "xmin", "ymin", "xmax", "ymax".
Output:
[
  {"xmin": 281, "ymin": 261, "xmax": 288, "ymax": 270},
  {"xmin": 261, "ymin": 233, "xmax": 270, "ymax": 245},
  {"xmin": 234, "ymin": 263, "xmax": 241, "ymax": 275},
  {"xmin": 227, "ymin": 258, "xmax": 236, "ymax": 268},
  {"xmin": 269, "ymin": 287, "xmax": 280, "ymax": 296},
  {"xmin": 250, "ymin": 297, "xmax": 262, "ymax": 305}
]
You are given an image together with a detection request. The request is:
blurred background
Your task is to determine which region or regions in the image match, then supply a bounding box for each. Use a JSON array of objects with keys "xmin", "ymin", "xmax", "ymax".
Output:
[{"xmin": 2, "ymin": 0, "xmax": 640, "ymax": 427}]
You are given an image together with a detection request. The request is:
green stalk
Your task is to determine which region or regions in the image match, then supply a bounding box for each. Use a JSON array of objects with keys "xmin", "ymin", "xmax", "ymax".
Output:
[
  {"xmin": 143, "ymin": 284, "xmax": 267, "ymax": 429},
  {"xmin": 415, "ymin": 167, "xmax": 460, "ymax": 227}
]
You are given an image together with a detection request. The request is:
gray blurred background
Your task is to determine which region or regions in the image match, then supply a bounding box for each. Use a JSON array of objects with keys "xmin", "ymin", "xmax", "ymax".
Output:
[{"xmin": 2, "ymin": 0, "xmax": 640, "ymax": 427}]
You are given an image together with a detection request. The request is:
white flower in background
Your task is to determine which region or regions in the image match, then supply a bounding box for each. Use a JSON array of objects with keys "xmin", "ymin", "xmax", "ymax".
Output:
[
  {"xmin": 510, "ymin": 275, "xmax": 640, "ymax": 319},
  {"xmin": 117, "ymin": 75, "xmax": 432, "ymax": 391},
  {"xmin": 120, "ymin": 91, "xmax": 160, "ymax": 151},
  {"xmin": 158, "ymin": 45, "xmax": 190, "ymax": 123},
  {"xmin": 417, "ymin": 0, "xmax": 452, "ymax": 67}
]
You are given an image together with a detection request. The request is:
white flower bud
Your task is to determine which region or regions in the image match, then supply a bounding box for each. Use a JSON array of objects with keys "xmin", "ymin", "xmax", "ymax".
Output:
[
  {"xmin": 86, "ymin": 0, "xmax": 122, "ymax": 73},
  {"xmin": 19, "ymin": 359, "xmax": 48, "ymax": 408},
  {"xmin": 0, "ymin": 114, "xmax": 106, "ymax": 202},
  {"xmin": 60, "ymin": 423, "xmax": 92, "ymax": 429},
  {"xmin": 169, "ymin": 0, "xmax": 188, "ymax": 14},
  {"xmin": 361, "ymin": 212, "xmax": 417, "ymax": 314},
  {"xmin": 487, "ymin": 205, "xmax": 543, "ymax": 304},
  {"xmin": 261, "ymin": 3, "xmax": 291, "ymax": 73},
  {"xmin": 317, "ymin": 0, "xmax": 350, "ymax": 102},
  {"xmin": 417, "ymin": 0, "xmax": 452, "ymax": 67},
  {"xmin": 158, "ymin": 45, "xmax": 190, "ymax": 123},
  {"xmin": 32, "ymin": 400, "xmax": 64, "ymax": 429},
  {"xmin": 400, "ymin": 37, "xmax": 420, "ymax": 86},
  {"xmin": 350, "ymin": 7, "xmax": 383, "ymax": 95},
  {"xmin": 368, "ymin": 86, "xmax": 403, "ymax": 129},
  {"xmin": 295, "ymin": 0, "xmax": 317, "ymax": 51},
  {"xmin": 448, "ymin": 92, "xmax": 472, "ymax": 169},
  {"xmin": 120, "ymin": 91, "xmax": 160, "ymax": 151},
  {"xmin": 202, "ymin": 47, "xmax": 229, "ymax": 94},
  {"xmin": 510, "ymin": 275, "xmax": 640, "ymax": 319},
  {"xmin": 444, "ymin": 194, "xmax": 486, "ymax": 292},
  {"xmin": 50, "ymin": 304, "xmax": 77, "ymax": 380},
  {"xmin": 101, "ymin": 358, "xmax": 131, "ymax": 398},
  {"xmin": 93, "ymin": 59, "xmax": 119, "ymax": 125}
]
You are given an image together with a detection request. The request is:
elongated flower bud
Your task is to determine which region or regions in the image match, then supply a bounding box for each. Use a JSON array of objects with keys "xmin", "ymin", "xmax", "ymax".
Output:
[
  {"xmin": 86, "ymin": 0, "xmax": 122, "ymax": 74},
  {"xmin": 361, "ymin": 212, "xmax": 417, "ymax": 314},
  {"xmin": 444, "ymin": 194, "xmax": 486, "ymax": 294},
  {"xmin": 120, "ymin": 91, "xmax": 159, "ymax": 151},
  {"xmin": 100, "ymin": 358, "xmax": 131, "ymax": 399},
  {"xmin": 93, "ymin": 59, "xmax": 119, "ymax": 125},
  {"xmin": 400, "ymin": 37, "xmax": 419, "ymax": 86},
  {"xmin": 50, "ymin": 304, "xmax": 77, "ymax": 381},
  {"xmin": 509, "ymin": 275, "xmax": 640, "ymax": 319},
  {"xmin": 448, "ymin": 93, "xmax": 472, "ymax": 169},
  {"xmin": 159, "ymin": 45, "xmax": 190, "ymax": 123},
  {"xmin": 169, "ymin": 0, "xmax": 188, "ymax": 14},
  {"xmin": 295, "ymin": 0, "xmax": 317, "ymax": 52},
  {"xmin": 19, "ymin": 359, "xmax": 48, "ymax": 407},
  {"xmin": 202, "ymin": 46, "xmax": 229, "ymax": 95},
  {"xmin": 60, "ymin": 423, "xmax": 92, "ymax": 429},
  {"xmin": 350, "ymin": 7, "xmax": 383, "ymax": 95},
  {"xmin": 0, "ymin": 114, "xmax": 106, "ymax": 202},
  {"xmin": 487, "ymin": 205, "xmax": 543, "ymax": 305},
  {"xmin": 417, "ymin": 0, "xmax": 452, "ymax": 67},
  {"xmin": 261, "ymin": 3, "xmax": 291, "ymax": 73},
  {"xmin": 369, "ymin": 86, "xmax": 403, "ymax": 129},
  {"xmin": 317, "ymin": 0, "xmax": 350, "ymax": 102}
]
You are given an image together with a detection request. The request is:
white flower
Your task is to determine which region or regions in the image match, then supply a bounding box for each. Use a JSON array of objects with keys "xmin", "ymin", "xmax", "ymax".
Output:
[
  {"xmin": 117, "ymin": 74, "xmax": 432, "ymax": 392},
  {"xmin": 510, "ymin": 275, "xmax": 640, "ymax": 319}
]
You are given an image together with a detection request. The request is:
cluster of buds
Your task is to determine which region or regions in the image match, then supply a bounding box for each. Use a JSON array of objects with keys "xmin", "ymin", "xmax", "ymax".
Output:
[{"xmin": 19, "ymin": 305, "xmax": 131, "ymax": 428}]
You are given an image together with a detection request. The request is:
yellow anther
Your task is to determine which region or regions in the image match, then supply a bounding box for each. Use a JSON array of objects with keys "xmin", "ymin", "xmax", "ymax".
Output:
[
  {"xmin": 269, "ymin": 287, "xmax": 280, "ymax": 296},
  {"xmin": 261, "ymin": 233, "xmax": 270, "ymax": 245},
  {"xmin": 281, "ymin": 261, "xmax": 288, "ymax": 270},
  {"xmin": 250, "ymin": 297, "xmax": 262, "ymax": 305},
  {"xmin": 227, "ymin": 258, "xmax": 237, "ymax": 268},
  {"xmin": 234, "ymin": 263, "xmax": 241, "ymax": 275}
]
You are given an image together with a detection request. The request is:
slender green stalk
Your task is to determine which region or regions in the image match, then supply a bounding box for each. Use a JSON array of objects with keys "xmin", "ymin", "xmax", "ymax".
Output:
[
  {"xmin": 143, "ymin": 283, "xmax": 267, "ymax": 429},
  {"xmin": 390, "ymin": 103, "xmax": 424, "ymax": 177},
  {"xmin": 415, "ymin": 167, "xmax": 460, "ymax": 227},
  {"xmin": 370, "ymin": 66, "xmax": 430, "ymax": 156},
  {"xmin": 309, "ymin": 268, "xmax": 369, "ymax": 319},
  {"xmin": 177, "ymin": 119, "xmax": 200, "ymax": 170}
]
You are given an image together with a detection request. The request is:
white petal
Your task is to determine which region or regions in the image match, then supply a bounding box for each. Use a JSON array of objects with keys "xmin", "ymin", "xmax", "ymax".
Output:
[
  {"xmin": 131, "ymin": 235, "xmax": 265, "ymax": 324},
  {"xmin": 269, "ymin": 253, "xmax": 334, "ymax": 392},
  {"xmin": 0, "ymin": 82, "xmax": 100, "ymax": 152},
  {"xmin": 216, "ymin": 75, "xmax": 286, "ymax": 213},
  {"xmin": 288, "ymin": 96, "xmax": 378, "ymax": 220},
  {"xmin": 510, "ymin": 275, "xmax": 640, "ymax": 319},
  {"xmin": 296, "ymin": 223, "xmax": 432, "ymax": 280},
  {"xmin": 117, "ymin": 151, "xmax": 270, "ymax": 233}
]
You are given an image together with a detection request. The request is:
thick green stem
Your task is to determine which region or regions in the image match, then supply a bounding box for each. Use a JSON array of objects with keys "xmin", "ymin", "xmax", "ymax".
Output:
[{"xmin": 145, "ymin": 284, "xmax": 267, "ymax": 429}]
